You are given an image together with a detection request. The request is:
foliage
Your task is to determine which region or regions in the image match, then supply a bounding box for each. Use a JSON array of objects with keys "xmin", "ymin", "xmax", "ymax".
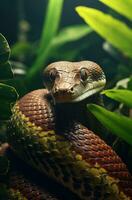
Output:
[
  {"xmin": 76, "ymin": 3, "xmax": 132, "ymax": 58},
  {"xmin": 76, "ymin": 0, "xmax": 132, "ymax": 92},
  {"xmin": 0, "ymin": 33, "xmax": 18, "ymax": 199},
  {"xmin": 0, "ymin": 34, "xmax": 18, "ymax": 120},
  {"xmin": 76, "ymin": 0, "xmax": 132, "ymax": 148},
  {"xmin": 100, "ymin": 0, "xmax": 132, "ymax": 21},
  {"xmin": 87, "ymin": 88, "xmax": 132, "ymax": 147},
  {"xmin": 102, "ymin": 89, "xmax": 132, "ymax": 108},
  {"xmin": 3, "ymin": 0, "xmax": 93, "ymax": 96},
  {"xmin": 87, "ymin": 102, "xmax": 132, "ymax": 145}
]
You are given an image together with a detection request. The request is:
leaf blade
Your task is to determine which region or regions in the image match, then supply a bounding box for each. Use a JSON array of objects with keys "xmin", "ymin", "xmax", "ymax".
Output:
[
  {"xmin": 0, "ymin": 62, "xmax": 13, "ymax": 80},
  {"xmin": 76, "ymin": 6, "xmax": 132, "ymax": 58},
  {"xmin": 102, "ymin": 89, "xmax": 132, "ymax": 108},
  {"xmin": 0, "ymin": 34, "xmax": 10, "ymax": 65},
  {"xmin": 39, "ymin": 0, "xmax": 64, "ymax": 54},
  {"xmin": 27, "ymin": 0, "xmax": 64, "ymax": 80},
  {"xmin": 87, "ymin": 104, "xmax": 132, "ymax": 145},
  {"xmin": 52, "ymin": 25, "xmax": 92, "ymax": 47},
  {"xmin": 0, "ymin": 83, "xmax": 18, "ymax": 102},
  {"xmin": 0, "ymin": 83, "xmax": 18, "ymax": 120},
  {"xmin": 100, "ymin": 0, "xmax": 132, "ymax": 21}
]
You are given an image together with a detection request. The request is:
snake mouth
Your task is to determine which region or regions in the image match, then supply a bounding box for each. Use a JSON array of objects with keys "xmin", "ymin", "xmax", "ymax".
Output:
[
  {"xmin": 53, "ymin": 79, "xmax": 106, "ymax": 103},
  {"xmin": 71, "ymin": 86, "xmax": 104, "ymax": 102},
  {"xmin": 71, "ymin": 79, "xmax": 106, "ymax": 102}
]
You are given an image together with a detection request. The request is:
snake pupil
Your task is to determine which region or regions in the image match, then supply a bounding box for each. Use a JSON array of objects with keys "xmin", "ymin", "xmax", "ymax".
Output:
[
  {"xmin": 49, "ymin": 69, "xmax": 58, "ymax": 82},
  {"xmin": 80, "ymin": 68, "xmax": 88, "ymax": 82}
]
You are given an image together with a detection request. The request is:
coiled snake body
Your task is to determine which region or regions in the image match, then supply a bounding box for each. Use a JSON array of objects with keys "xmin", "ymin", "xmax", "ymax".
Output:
[{"xmin": 7, "ymin": 61, "xmax": 132, "ymax": 199}]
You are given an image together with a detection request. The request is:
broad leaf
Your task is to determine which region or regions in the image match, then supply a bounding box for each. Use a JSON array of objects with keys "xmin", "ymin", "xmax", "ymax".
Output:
[
  {"xmin": 0, "ymin": 83, "xmax": 18, "ymax": 120},
  {"xmin": 0, "ymin": 83, "xmax": 18, "ymax": 102},
  {"xmin": 102, "ymin": 89, "xmax": 132, "ymax": 108},
  {"xmin": 115, "ymin": 78, "xmax": 130, "ymax": 89},
  {"xmin": 50, "ymin": 25, "xmax": 92, "ymax": 60},
  {"xmin": 100, "ymin": 0, "xmax": 132, "ymax": 21},
  {"xmin": 127, "ymin": 77, "xmax": 132, "ymax": 91},
  {"xmin": 76, "ymin": 7, "xmax": 132, "ymax": 58},
  {"xmin": 11, "ymin": 61, "xmax": 26, "ymax": 76},
  {"xmin": 87, "ymin": 104, "xmax": 132, "ymax": 145},
  {"xmin": 52, "ymin": 25, "xmax": 92, "ymax": 47},
  {"xmin": 11, "ymin": 41, "xmax": 31, "ymax": 58},
  {"xmin": 0, "ymin": 34, "xmax": 10, "ymax": 65},
  {"xmin": 0, "ymin": 62, "xmax": 13, "ymax": 80}
]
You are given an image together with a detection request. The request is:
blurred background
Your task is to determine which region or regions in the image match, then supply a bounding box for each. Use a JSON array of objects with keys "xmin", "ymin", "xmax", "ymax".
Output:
[
  {"xmin": 0, "ymin": 0, "xmax": 118, "ymax": 95},
  {"xmin": 0, "ymin": 0, "xmax": 105, "ymax": 43}
]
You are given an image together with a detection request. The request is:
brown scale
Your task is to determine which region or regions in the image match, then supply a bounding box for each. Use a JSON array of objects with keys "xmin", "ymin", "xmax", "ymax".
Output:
[
  {"xmin": 18, "ymin": 89, "xmax": 55, "ymax": 131},
  {"xmin": 15, "ymin": 89, "xmax": 132, "ymax": 199},
  {"xmin": 64, "ymin": 122, "xmax": 132, "ymax": 198},
  {"xmin": 9, "ymin": 173, "xmax": 59, "ymax": 200}
]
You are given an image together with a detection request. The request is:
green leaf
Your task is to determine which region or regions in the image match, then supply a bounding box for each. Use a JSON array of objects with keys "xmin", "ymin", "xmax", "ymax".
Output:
[
  {"xmin": 100, "ymin": 0, "xmax": 132, "ymax": 21},
  {"xmin": 0, "ymin": 34, "xmax": 10, "ymax": 65},
  {"xmin": 76, "ymin": 6, "xmax": 132, "ymax": 58},
  {"xmin": 27, "ymin": 0, "xmax": 64, "ymax": 80},
  {"xmin": 52, "ymin": 25, "xmax": 92, "ymax": 47},
  {"xmin": 0, "ymin": 83, "xmax": 18, "ymax": 120},
  {"xmin": 38, "ymin": 0, "xmax": 64, "ymax": 54},
  {"xmin": 87, "ymin": 104, "xmax": 132, "ymax": 145},
  {"xmin": 102, "ymin": 89, "xmax": 132, "ymax": 108},
  {"xmin": 0, "ymin": 62, "xmax": 13, "ymax": 80},
  {"xmin": 10, "ymin": 61, "xmax": 26, "ymax": 76},
  {"xmin": 50, "ymin": 25, "xmax": 92, "ymax": 60},
  {"xmin": 0, "ymin": 83, "xmax": 18, "ymax": 102},
  {"xmin": 127, "ymin": 77, "xmax": 132, "ymax": 90},
  {"xmin": 0, "ymin": 101, "xmax": 12, "ymax": 120},
  {"xmin": 11, "ymin": 41, "xmax": 31, "ymax": 58},
  {"xmin": 115, "ymin": 78, "xmax": 130, "ymax": 89}
]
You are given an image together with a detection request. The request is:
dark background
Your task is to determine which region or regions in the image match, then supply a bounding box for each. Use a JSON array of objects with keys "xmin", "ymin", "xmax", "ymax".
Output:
[{"xmin": 0, "ymin": 0, "xmax": 106, "ymax": 44}]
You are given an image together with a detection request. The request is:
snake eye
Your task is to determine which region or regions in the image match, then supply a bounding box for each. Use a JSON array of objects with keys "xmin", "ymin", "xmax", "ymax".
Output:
[
  {"xmin": 80, "ymin": 68, "xmax": 88, "ymax": 82},
  {"xmin": 49, "ymin": 68, "xmax": 58, "ymax": 82}
]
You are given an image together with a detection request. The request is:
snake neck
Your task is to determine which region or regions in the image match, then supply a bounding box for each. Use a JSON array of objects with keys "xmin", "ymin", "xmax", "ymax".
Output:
[{"xmin": 55, "ymin": 93, "xmax": 102, "ymax": 132}]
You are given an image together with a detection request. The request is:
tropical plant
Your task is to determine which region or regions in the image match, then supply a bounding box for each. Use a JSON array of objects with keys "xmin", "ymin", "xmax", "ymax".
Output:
[
  {"xmin": 76, "ymin": 0, "xmax": 132, "ymax": 147},
  {"xmin": 0, "ymin": 34, "xmax": 18, "ymax": 120},
  {"xmin": 76, "ymin": 0, "xmax": 132, "ymax": 84},
  {"xmin": 8, "ymin": 0, "xmax": 92, "ymax": 96},
  {"xmin": 0, "ymin": 33, "xmax": 18, "ymax": 199}
]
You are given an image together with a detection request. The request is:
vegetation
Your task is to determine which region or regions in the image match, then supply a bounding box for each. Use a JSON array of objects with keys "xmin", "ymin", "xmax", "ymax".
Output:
[
  {"xmin": 76, "ymin": 0, "xmax": 132, "ymax": 144},
  {"xmin": 76, "ymin": 0, "xmax": 132, "ymax": 171},
  {"xmin": 0, "ymin": 0, "xmax": 132, "ymax": 197}
]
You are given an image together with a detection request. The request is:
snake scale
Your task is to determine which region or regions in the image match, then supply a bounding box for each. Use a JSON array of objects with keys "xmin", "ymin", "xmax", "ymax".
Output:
[{"xmin": 7, "ymin": 61, "xmax": 132, "ymax": 200}]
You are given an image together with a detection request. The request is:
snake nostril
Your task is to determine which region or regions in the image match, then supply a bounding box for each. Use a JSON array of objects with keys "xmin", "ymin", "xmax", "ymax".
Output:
[{"xmin": 69, "ymin": 87, "xmax": 74, "ymax": 94}]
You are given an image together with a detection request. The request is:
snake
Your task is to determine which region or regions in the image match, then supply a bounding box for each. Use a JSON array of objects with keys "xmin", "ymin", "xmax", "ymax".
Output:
[{"xmin": 6, "ymin": 61, "xmax": 132, "ymax": 200}]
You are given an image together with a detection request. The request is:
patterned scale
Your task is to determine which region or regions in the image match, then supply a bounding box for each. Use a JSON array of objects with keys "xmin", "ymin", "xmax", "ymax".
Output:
[
  {"xmin": 8, "ymin": 89, "xmax": 132, "ymax": 200},
  {"xmin": 9, "ymin": 172, "xmax": 58, "ymax": 200},
  {"xmin": 64, "ymin": 122, "xmax": 132, "ymax": 198}
]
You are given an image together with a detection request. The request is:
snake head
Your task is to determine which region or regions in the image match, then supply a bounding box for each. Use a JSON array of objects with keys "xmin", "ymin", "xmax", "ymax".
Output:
[{"xmin": 43, "ymin": 61, "xmax": 106, "ymax": 103}]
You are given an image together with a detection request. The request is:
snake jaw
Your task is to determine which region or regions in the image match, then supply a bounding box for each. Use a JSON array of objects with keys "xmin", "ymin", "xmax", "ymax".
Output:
[
  {"xmin": 70, "ymin": 79, "xmax": 106, "ymax": 102},
  {"xmin": 53, "ymin": 78, "xmax": 106, "ymax": 103}
]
